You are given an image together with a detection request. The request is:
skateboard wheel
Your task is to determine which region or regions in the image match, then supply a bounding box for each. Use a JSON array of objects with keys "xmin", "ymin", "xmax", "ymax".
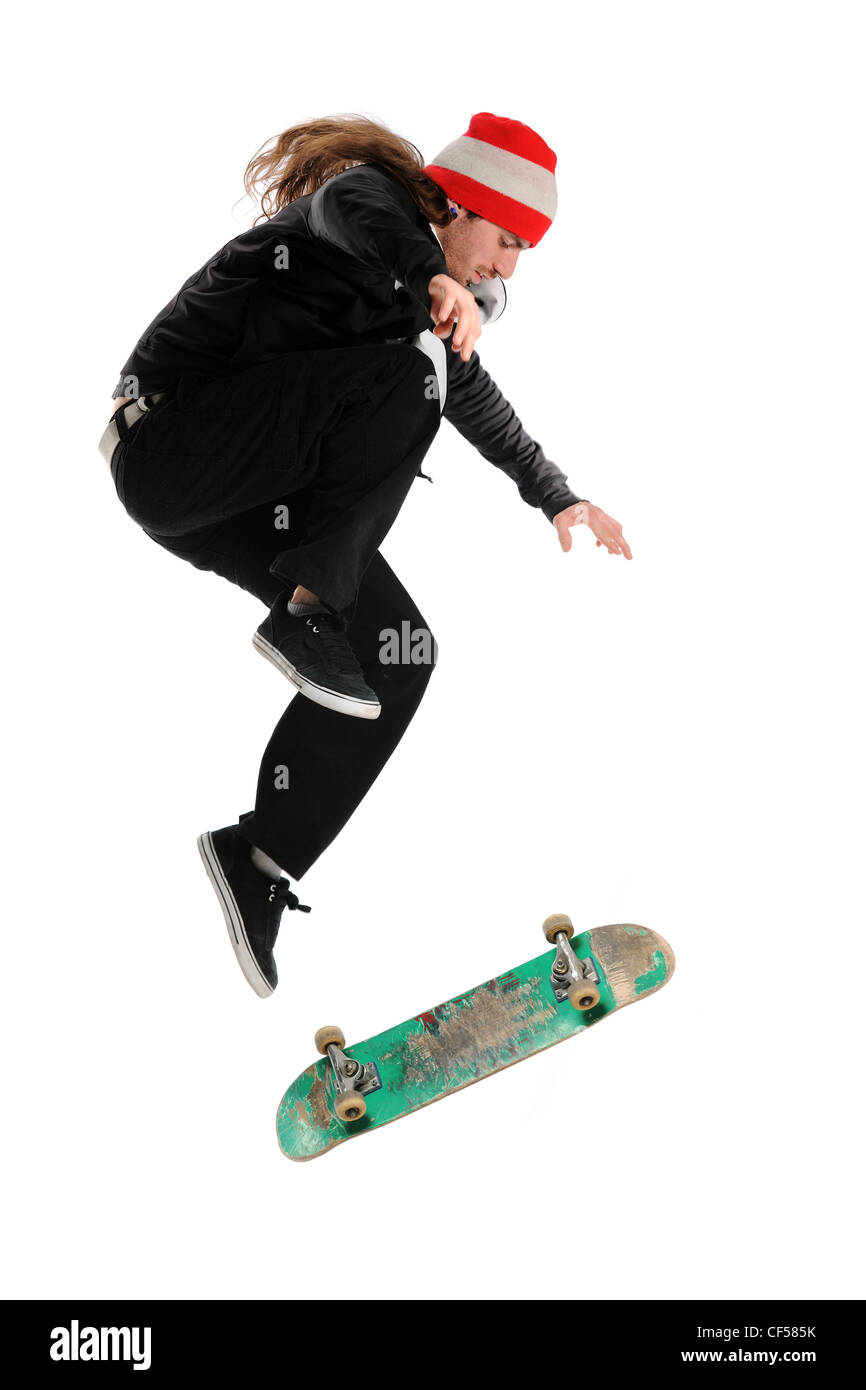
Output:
[
  {"xmin": 543, "ymin": 913, "xmax": 574, "ymax": 944},
  {"xmin": 568, "ymin": 981, "xmax": 600, "ymax": 1011},
  {"xmin": 335, "ymin": 1090, "xmax": 367, "ymax": 1123},
  {"xmin": 314, "ymin": 1026, "xmax": 345, "ymax": 1054}
]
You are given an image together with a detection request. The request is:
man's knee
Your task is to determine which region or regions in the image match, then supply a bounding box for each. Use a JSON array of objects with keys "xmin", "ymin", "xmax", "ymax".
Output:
[{"xmin": 372, "ymin": 611, "xmax": 438, "ymax": 687}]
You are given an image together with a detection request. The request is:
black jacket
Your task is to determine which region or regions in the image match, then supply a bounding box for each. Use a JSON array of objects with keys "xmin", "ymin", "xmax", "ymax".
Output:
[{"xmin": 113, "ymin": 164, "xmax": 584, "ymax": 522}]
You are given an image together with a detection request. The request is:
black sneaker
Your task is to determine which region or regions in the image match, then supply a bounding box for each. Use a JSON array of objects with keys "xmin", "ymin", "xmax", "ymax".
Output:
[
  {"xmin": 197, "ymin": 822, "xmax": 310, "ymax": 997},
  {"xmin": 253, "ymin": 596, "xmax": 381, "ymax": 719}
]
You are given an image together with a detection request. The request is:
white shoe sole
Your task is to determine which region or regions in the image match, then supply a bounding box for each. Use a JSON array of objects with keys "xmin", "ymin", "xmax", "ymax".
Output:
[
  {"xmin": 252, "ymin": 632, "xmax": 381, "ymax": 720},
  {"xmin": 197, "ymin": 832, "xmax": 274, "ymax": 999}
]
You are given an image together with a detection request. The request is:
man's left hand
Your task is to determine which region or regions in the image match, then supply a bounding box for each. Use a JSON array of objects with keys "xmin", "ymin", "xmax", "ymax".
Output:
[{"xmin": 553, "ymin": 502, "xmax": 633, "ymax": 559}]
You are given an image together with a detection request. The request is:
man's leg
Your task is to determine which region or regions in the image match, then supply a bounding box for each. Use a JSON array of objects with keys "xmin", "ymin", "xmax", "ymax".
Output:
[
  {"xmin": 119, "ymin": 353, "xmax": 440, "ymax": 990},
  {"xmin": 119, "ymin": 343, "xmax": 440, "ymax": 717},
  {"xmin": 238, "ymin": 549, "xmax": 437, "ymax": 879},
  {"xmin": 119, "ymin": 344, "xmax": 438, "ymax": 587},
  {"xmin": 250, "ymin": 343, "xmax": 441, "ymax": 717},
  {"xmin": 143, "ymin": 488, "xmax": 436, "ymax": 885}
]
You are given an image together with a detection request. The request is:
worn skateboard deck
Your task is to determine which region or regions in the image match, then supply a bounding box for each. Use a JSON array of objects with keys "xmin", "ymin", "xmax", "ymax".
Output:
[{"xmin": 277, "ymin": 922, "xmax": 675, "ymax": 1161}]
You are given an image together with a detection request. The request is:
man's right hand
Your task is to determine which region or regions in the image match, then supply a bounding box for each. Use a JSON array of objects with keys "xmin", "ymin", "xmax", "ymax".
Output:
[{"xmin": 428, "ymin": 274, "xmax": 482, "ymax": 362}]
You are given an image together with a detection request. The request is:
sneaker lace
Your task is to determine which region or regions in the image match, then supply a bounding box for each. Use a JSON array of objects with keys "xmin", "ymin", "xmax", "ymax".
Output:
[
  {"xmin": 265, "ymin": 879, "xmax": 311, "ymax": 949},
  {"xmin": 305, "ymin": 613, "xmax": 361, "ymax": 675},
  {"xmin": 269, "ymin": 880, "xmax": 311, "ymax": 914}
]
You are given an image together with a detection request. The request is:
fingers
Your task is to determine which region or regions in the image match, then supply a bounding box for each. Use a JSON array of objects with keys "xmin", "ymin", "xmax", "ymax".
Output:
[
  {"xmin": 452, "ymin": 306, "xmax": 481, "ymax": 360},
  {"xmin": 597, "ymin": 534, "xmax": 633, "ymax": 558},
  {"xmin": 429, "ymin": 277, "xmax": 482, "ymax": 361},
  {"xmin": 437, "ymin": 288, "xmax": 457, "ymax": 323},
  {"xmin": 591, "ymin": 508, "xmax": 632, "ymax": 559},
  {"xmin": 429, "ymin": 284, "xmax": 458, "ymax": 337},
  {"xmin": 552, "ymin": 516, "xmax": 572, "ymax": 552}
]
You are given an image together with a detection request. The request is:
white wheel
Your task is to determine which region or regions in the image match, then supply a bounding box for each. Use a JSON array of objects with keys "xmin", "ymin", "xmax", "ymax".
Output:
[
  {"xmin": 568, "ymin": 981, "xmax": 600, "ymax": 1012},
  {"xmin": 314, "ymin": 1025, "xmax": 345, "ymax": 1054},
  {"xmin": 543, "ymin": 913, "xmax": 574, "ymax": 944},
  {"xmin": 336, "ymin": 1091, "xmax": 367, "ymax": 1123}
]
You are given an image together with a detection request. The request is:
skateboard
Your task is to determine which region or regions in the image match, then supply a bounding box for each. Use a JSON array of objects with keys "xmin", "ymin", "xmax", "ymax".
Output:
[{"xmin": 276, "ymin": 915, "xmax": 675, "ymax": 1161}]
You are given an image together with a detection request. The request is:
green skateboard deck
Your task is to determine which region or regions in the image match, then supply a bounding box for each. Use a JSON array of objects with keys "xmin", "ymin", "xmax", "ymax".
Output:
[{"xmin": 277, "ymin": 918, "xmax": 675, "ymax": 1161}]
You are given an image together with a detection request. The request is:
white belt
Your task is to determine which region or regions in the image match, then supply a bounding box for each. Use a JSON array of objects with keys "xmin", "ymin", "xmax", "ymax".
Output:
[{"xmin": 98, "ymin": 393, "xmax": 166, "ymax": 469}]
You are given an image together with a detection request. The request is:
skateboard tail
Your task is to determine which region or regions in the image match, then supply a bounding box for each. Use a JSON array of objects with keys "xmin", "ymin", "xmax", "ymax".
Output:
[{"xmin": 589, "ymin": 924, "xmax": 675, "ymax": 1011}]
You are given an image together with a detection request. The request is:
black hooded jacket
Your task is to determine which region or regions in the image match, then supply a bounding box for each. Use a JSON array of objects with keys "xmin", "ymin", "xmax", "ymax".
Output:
[{"xmin": 112, "ymin": 163, "xmax": 584, "ymax": 523}]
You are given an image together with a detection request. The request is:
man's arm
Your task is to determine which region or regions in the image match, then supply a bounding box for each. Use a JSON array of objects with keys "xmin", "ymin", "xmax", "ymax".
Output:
[
  {"xmin": 442, "ymin": 335, "xmax": 587, "ymax": 522},
  {"xmin": 308, "ymin": 164, "xmax": 447, "ymax": 309}
]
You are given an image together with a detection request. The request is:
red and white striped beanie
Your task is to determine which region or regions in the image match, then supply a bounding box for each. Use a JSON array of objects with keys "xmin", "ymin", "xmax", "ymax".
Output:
[{"xmin": 423, "ymin": 112, "xmax": 558, "ymax": 247}]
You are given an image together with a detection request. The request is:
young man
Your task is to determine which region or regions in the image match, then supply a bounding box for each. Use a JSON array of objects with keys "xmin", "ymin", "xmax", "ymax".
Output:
[{"xmin": 100, "ymin": 112, "xmax": 630, "ymax": 998}]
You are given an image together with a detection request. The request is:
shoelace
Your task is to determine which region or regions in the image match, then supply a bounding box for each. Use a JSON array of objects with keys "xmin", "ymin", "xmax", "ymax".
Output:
[
  {"xmin": 304, "ymin": 613, "xmax": 361, "ymax": 676},
  {"xmin": 268, "ymin": 880, "xmax": 311, "ymax": 913},
  {"xmin": 263, "ymin": 879, "xmax": 311, "ymax": 951}
]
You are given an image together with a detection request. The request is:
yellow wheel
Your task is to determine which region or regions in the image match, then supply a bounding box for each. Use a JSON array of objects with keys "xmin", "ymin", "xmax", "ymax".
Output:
[
  {"xmin": 314, "ymin": 1025, "xmax": 345, "ymax": 1055},
  {"xmin": 336, "ymin": 1091, "xmax": 367, "ymax": 1123},
  {"xmin": 543, "ymin": 913, "xmax": 574, "ymax": 944},
  {"xmin": 568, "ymin": 981, "xmax": 600, "ymax": 1011}
]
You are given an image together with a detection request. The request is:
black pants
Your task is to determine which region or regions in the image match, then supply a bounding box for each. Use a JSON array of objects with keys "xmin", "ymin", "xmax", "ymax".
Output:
[{"xmin": 110, "ymin": 343, "xmax": 442, "ymax": 878}]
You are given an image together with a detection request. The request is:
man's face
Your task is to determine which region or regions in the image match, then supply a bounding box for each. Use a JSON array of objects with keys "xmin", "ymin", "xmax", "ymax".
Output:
[{"xmin": 433, "ymin": 204, "xmax": 530, "ymax": 288}]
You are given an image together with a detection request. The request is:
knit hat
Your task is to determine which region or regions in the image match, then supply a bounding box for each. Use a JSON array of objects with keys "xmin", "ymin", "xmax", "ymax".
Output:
[{"xmin": 423, "ymin": 112, "xmax": 557, "ymax": 247}]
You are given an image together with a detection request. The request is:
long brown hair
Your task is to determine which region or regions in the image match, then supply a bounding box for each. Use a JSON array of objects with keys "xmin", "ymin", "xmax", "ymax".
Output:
[{"xmin": 242, "ymin": 113, "xmax": 452, "ymax": 228}]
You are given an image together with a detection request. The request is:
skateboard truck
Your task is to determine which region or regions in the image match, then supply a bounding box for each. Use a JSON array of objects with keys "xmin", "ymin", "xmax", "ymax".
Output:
[
  {"xmin": 543, "ymin": 914, "xmax": 601, "ymax": 1010},
  {"xmin": 314, "ymin": 1027, "xmax": 382, "ymax": 1123}
]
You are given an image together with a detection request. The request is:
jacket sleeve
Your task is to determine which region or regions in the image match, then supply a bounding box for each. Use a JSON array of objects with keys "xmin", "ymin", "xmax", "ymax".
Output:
[
  {"xmin": 443, "ymin": 337, "xmax": 587, "ymax": 522},
  {"xmin": 308, "ymin": 165, "xmax": 447, "ymax": 311}
]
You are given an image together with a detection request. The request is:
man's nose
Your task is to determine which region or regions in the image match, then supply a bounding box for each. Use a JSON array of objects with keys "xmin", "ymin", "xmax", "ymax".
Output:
[{"xmin": 492, "ymin": 248, "xmax": 520, "ymax": 280}]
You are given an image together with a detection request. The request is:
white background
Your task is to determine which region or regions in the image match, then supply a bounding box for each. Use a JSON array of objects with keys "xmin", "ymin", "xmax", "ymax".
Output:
[{"xmin": 3, "ymin": 0, "xmax": 863, "ymax": 1301}]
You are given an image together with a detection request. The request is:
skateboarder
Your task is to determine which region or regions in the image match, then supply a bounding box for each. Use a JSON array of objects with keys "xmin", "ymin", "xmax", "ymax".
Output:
[{"xmin": 99, "ymin": 111, "xmax": 632, "ymax": 999}]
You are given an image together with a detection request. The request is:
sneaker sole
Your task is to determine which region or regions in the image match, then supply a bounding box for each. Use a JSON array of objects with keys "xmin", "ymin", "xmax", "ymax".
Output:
[
  {"xmin": 252, "ymin": 632, "xmax": 381, "ymax": 720},
  {"xmin": 197, "ymin": 831, "xmax": 274, "ymax": 998}
]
